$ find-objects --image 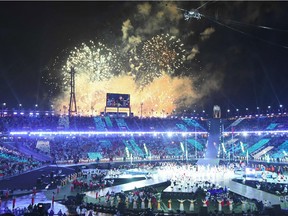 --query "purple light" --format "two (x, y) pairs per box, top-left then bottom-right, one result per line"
(9, 131), (208, 136)
(223, 130), (288, 135)
(10, 132), (28, 135)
